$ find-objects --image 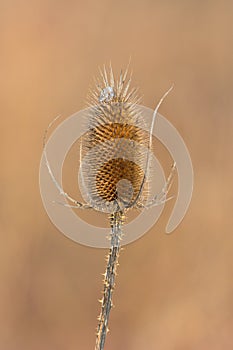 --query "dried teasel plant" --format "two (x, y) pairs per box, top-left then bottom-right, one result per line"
(43, 63), (176, 350)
